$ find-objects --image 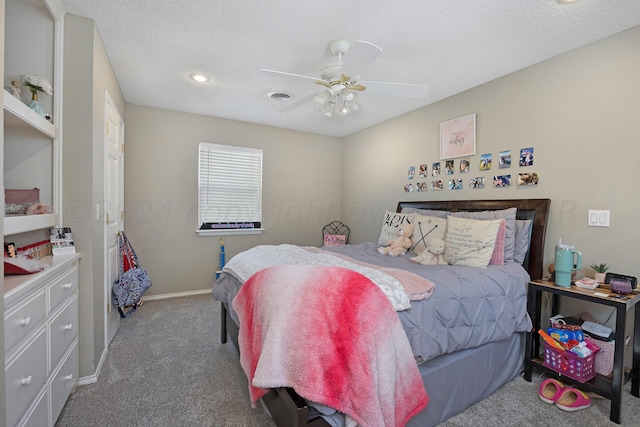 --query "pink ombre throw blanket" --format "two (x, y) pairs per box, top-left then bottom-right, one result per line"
(233, 265), (429, 427)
